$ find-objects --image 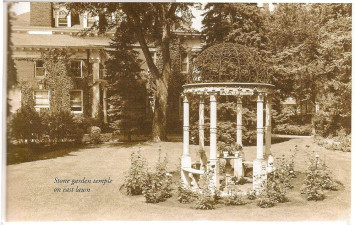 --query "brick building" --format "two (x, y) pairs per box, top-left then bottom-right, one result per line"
(9, 2), (202, 134)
